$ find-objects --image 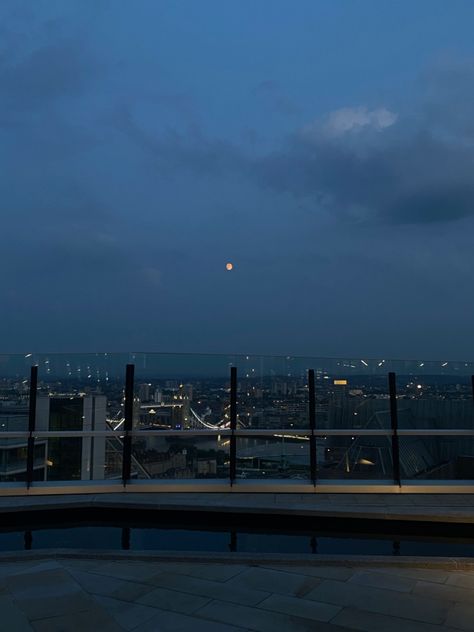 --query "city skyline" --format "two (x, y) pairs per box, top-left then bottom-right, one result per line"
(2, 1), (474, 358)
